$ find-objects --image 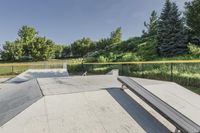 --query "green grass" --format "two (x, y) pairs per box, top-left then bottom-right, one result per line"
(185, 86), (200, 95)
